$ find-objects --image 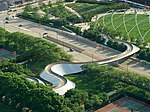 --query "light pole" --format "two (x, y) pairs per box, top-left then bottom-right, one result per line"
(92, 52), (94, 62)
(38, 23), (42, 37)
(3, 20), (6, 29)
(39, 30), (41, 37)
(127, 63), (128, 71)
(76, 34), (79, 41)
(57, 33), (59, 43)
(62, 39), (65, 52)
(92, 46), (100, 62)
(92, 50), (97, 62)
